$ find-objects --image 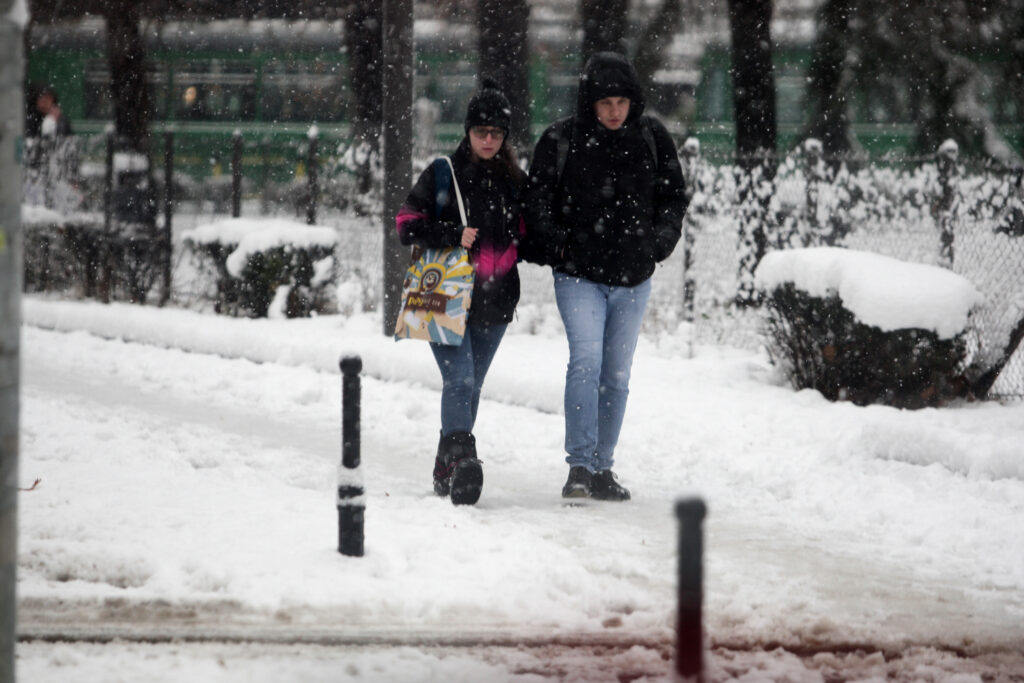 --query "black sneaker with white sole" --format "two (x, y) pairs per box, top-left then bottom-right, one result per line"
(561, 466), (592, 498)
